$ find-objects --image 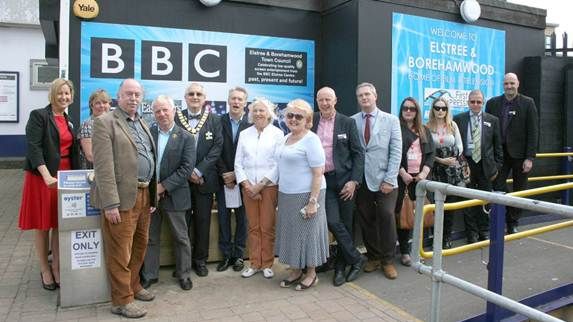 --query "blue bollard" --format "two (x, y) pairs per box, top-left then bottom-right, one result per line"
(485, 203), (506, 322)
(562, 146), (572, 205)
